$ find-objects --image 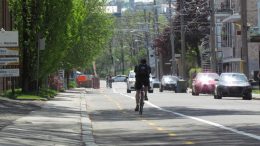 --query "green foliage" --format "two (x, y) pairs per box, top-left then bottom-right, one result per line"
(68, 80), (77, 89)
(96, 8), (159, 76)
(2, 88), (57, 100)
(8, 0), (114, 90)
(188, 67), (202, 87)
(38, 88), (57, 98)
(253, 89), (260, 94)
